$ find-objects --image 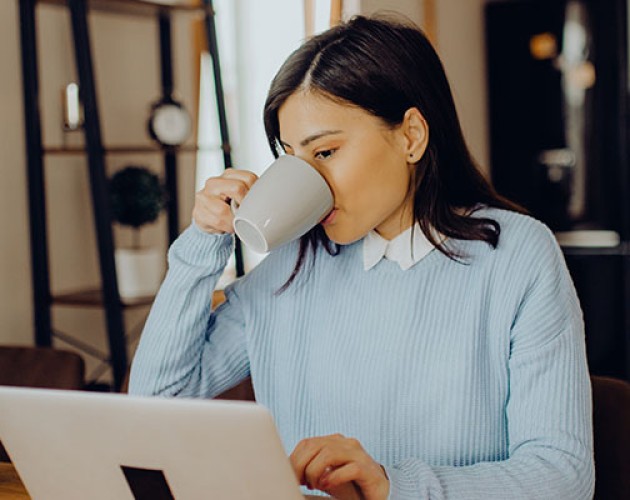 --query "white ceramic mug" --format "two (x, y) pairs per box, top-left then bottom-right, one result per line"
(232, 155), (334, 253)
